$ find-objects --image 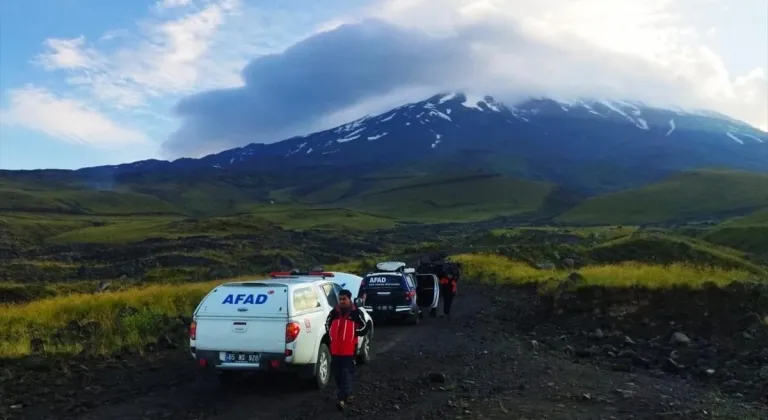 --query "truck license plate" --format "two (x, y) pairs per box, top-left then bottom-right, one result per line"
(376, 305), (393, 311)
(224, 352), (259, 363)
